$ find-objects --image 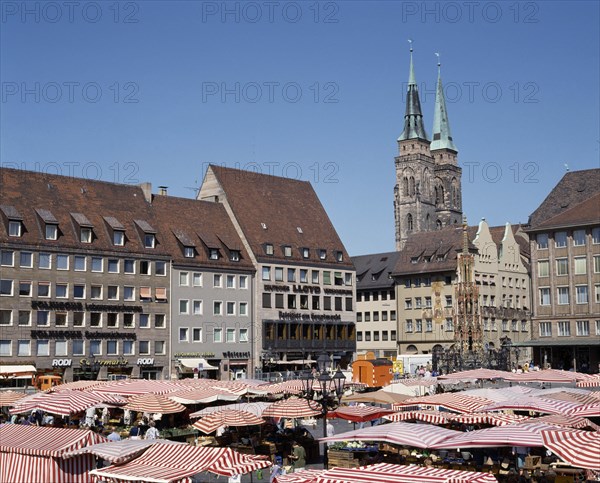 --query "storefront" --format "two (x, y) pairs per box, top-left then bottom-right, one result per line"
(174, 353), (219, 379)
